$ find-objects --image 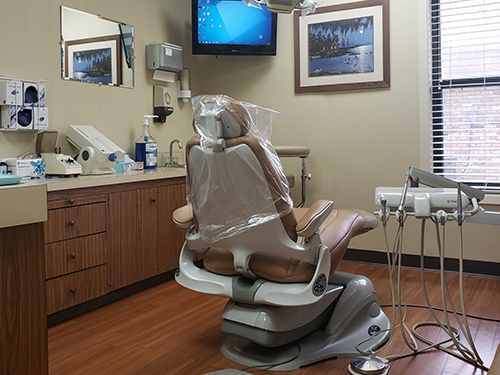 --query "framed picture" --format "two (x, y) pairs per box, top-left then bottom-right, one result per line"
(64, 35), (122, 86)
(294, 0), (390, 93)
